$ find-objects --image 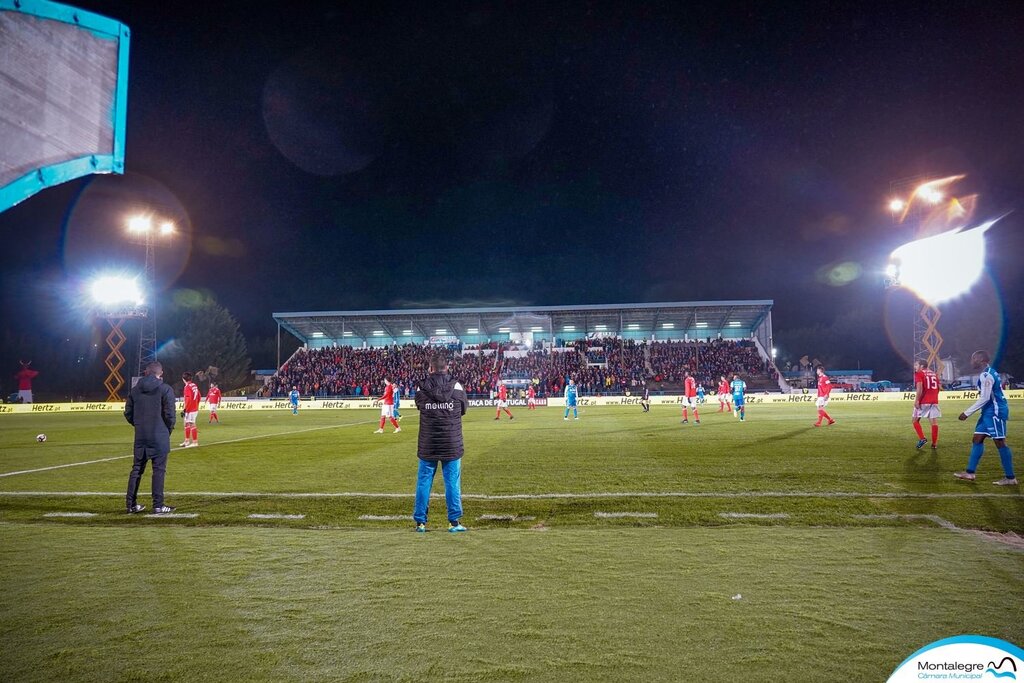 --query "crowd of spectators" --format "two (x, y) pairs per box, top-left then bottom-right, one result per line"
(648, 339), (775, 385)
(266, 338), (778, 398)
